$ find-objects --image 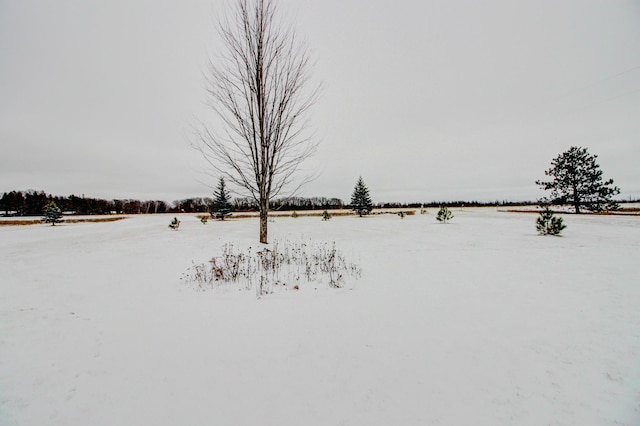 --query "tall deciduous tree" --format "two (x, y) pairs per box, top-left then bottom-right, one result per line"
(195, 0), (319, 243)
(350, 177), (372, 217)
(536, 146), (620, 213)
